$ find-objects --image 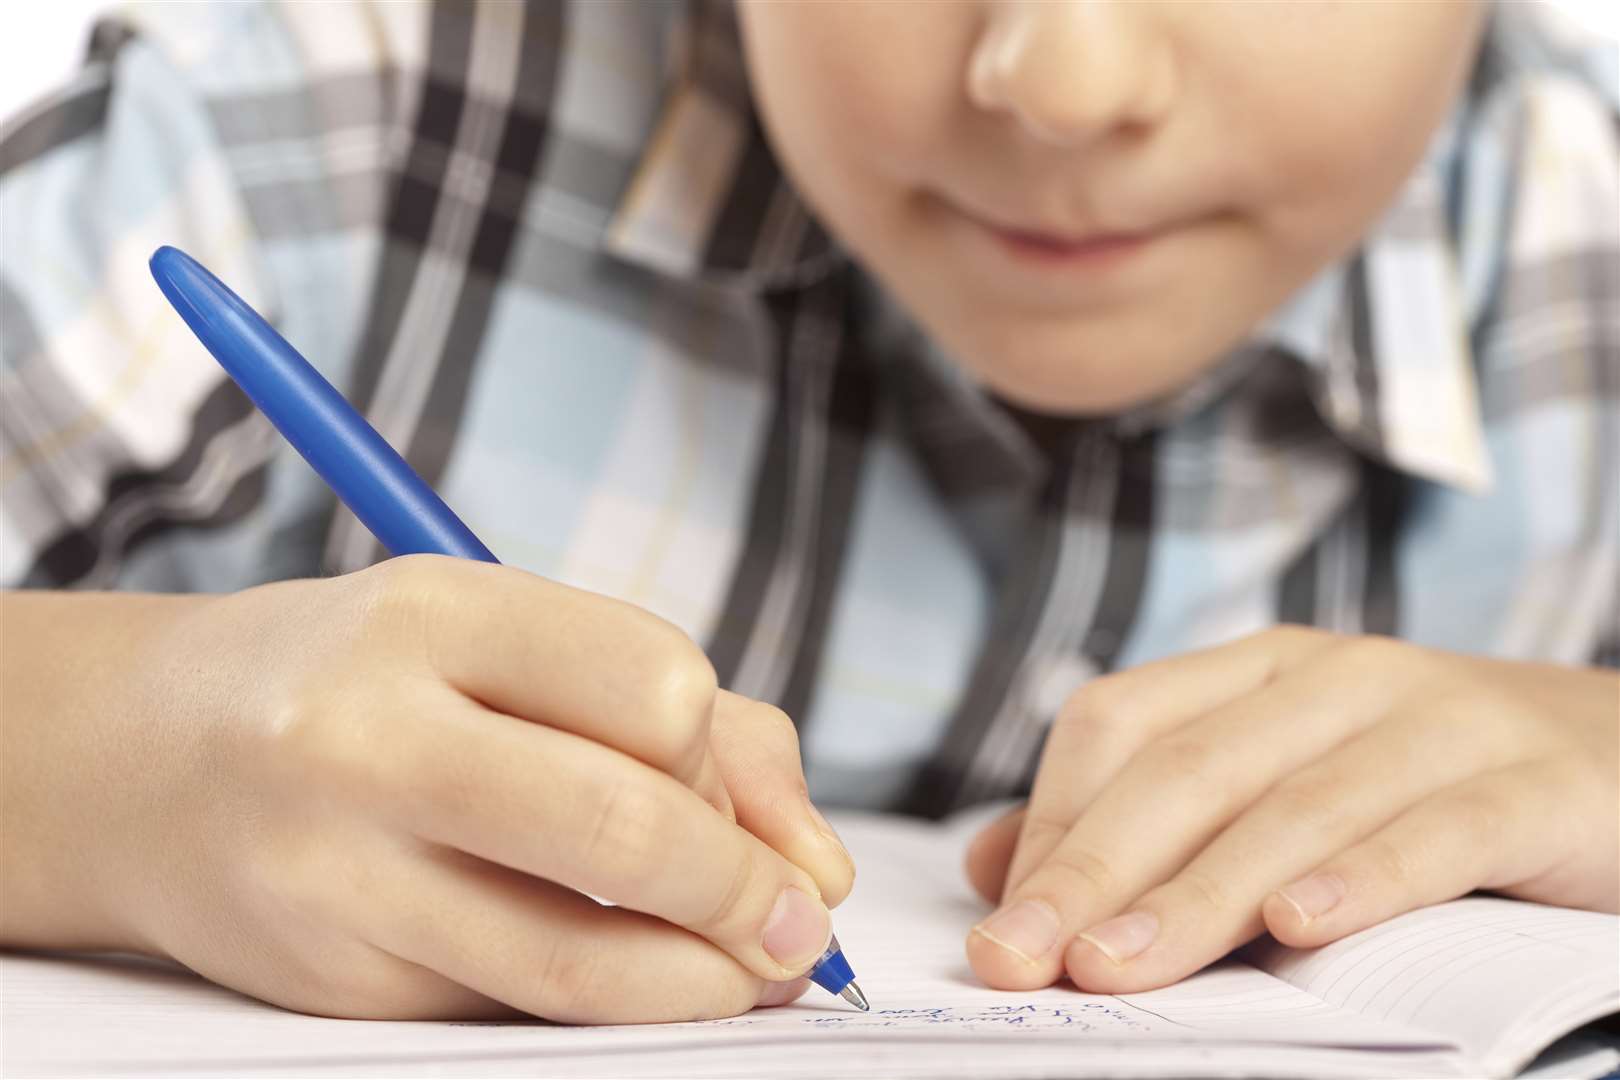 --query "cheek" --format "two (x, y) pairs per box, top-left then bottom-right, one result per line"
(1217, 4), (1485, 256)
(738, 3), (965, 248)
